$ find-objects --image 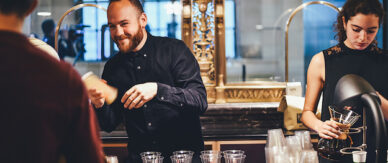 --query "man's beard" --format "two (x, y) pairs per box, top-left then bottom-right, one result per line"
(114, 25), (144, 53)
